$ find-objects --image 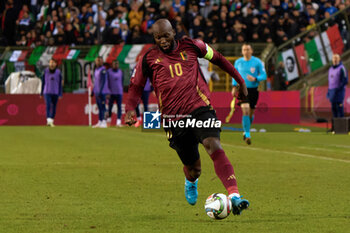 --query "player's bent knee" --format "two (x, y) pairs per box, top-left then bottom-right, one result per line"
(203, 137), (222, 155)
